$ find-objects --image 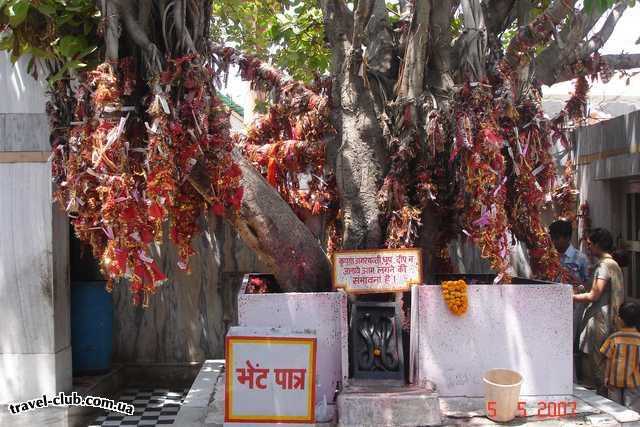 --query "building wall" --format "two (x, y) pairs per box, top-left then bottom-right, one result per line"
(573, 109), (640, 298)
(574, 110), (640, 243)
